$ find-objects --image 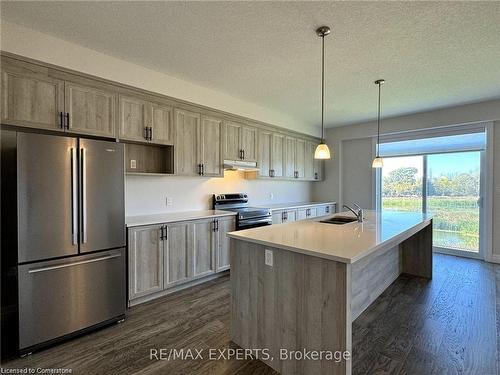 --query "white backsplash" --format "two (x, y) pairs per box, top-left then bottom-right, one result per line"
(125, 170), (312, 216)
